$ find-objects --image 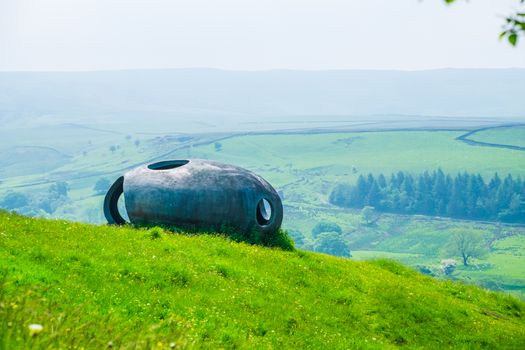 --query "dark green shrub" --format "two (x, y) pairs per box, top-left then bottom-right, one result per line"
(219, 225), (294, 251)
(313, 232), (350, 257)
(312, 221), (342, 238)
(288, 229), (305, 247)
(0, 192), (29, 210)
(146, 226), (164, 240)
(135, 222), (294, 251)
(262, 228), (295, 251)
